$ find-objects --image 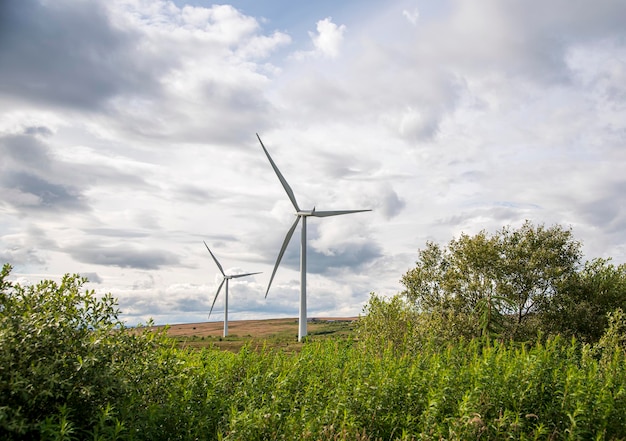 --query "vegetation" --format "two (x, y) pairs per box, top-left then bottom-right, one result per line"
(1, 221), (625, 440)
(398, 221), (624, 342)
(0, 264), (174, 439)
(544, 258), (626, 343)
